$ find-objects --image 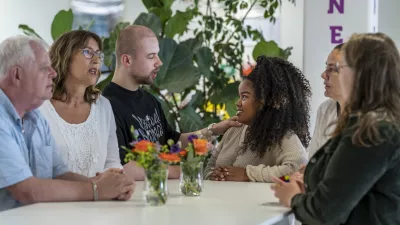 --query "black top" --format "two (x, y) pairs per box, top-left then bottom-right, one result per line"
(292, 115), (400, 225)
(102, 82), (181, 164)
